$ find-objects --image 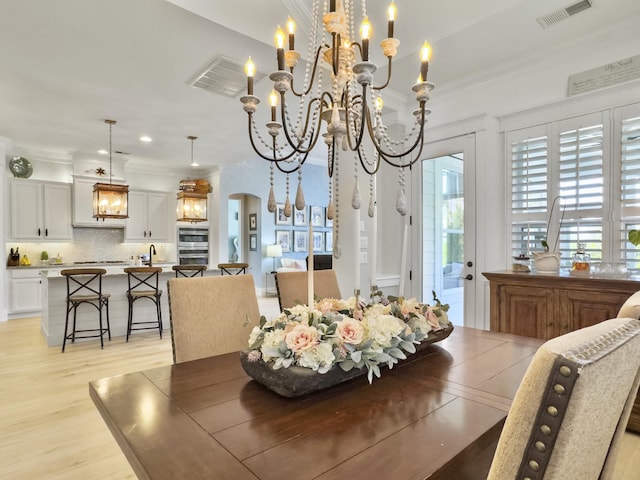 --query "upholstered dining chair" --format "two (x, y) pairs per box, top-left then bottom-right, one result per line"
(275, 269), (342, 310)
(486, 317), (640, 480)
(167, 274), (261, 363)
